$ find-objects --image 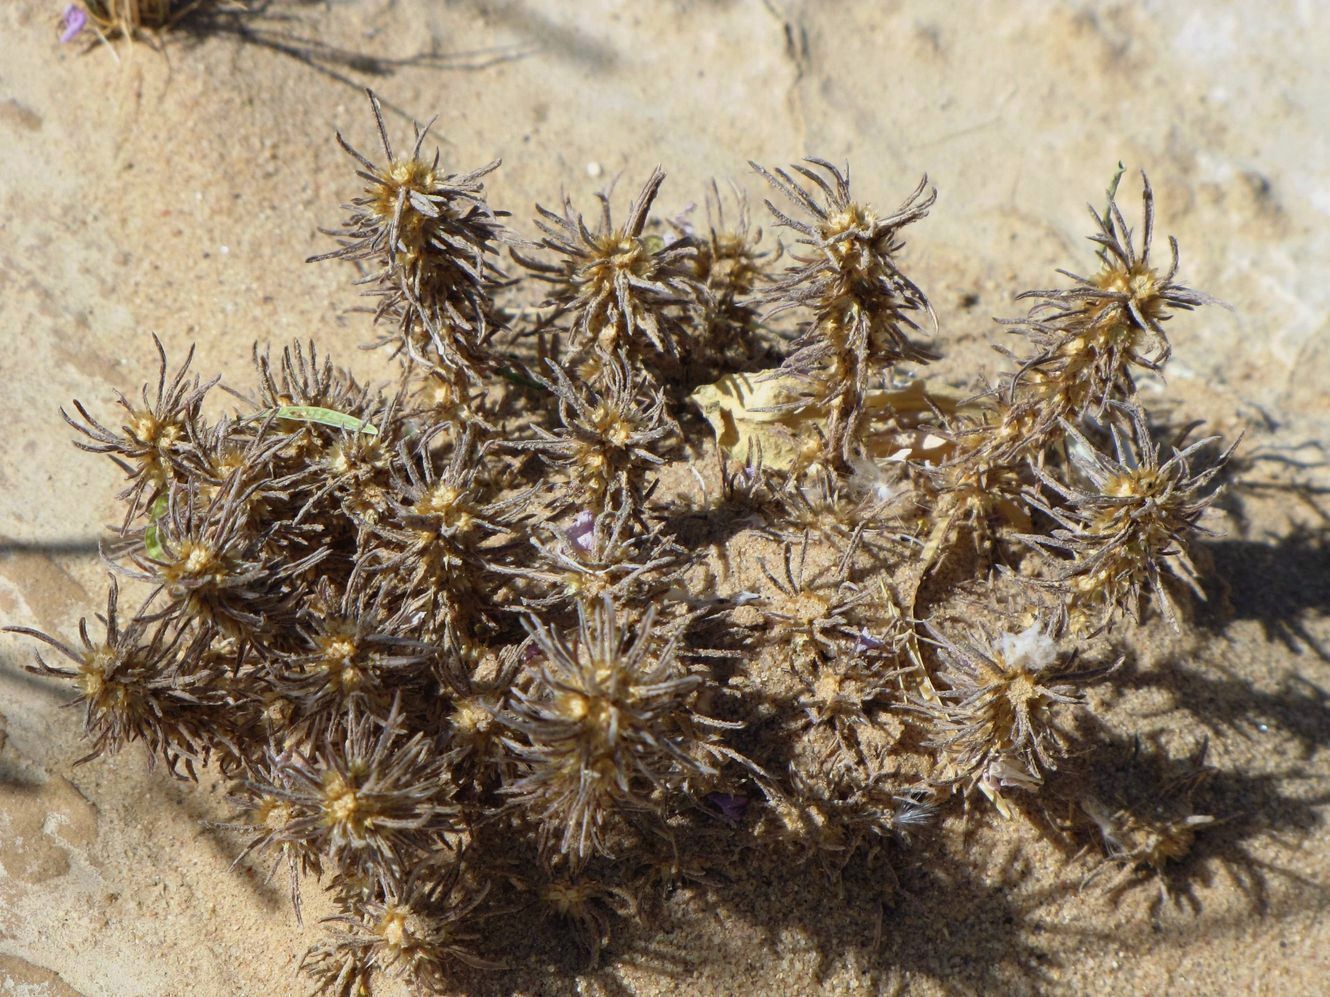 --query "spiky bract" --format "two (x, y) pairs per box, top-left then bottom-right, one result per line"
(503, 597), (722, 865)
